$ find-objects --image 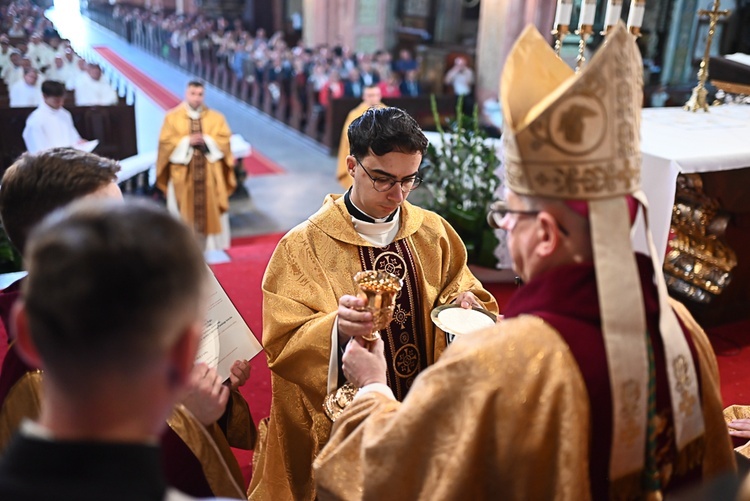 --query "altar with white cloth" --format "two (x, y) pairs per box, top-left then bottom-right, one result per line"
(634, 105), (750, 257)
